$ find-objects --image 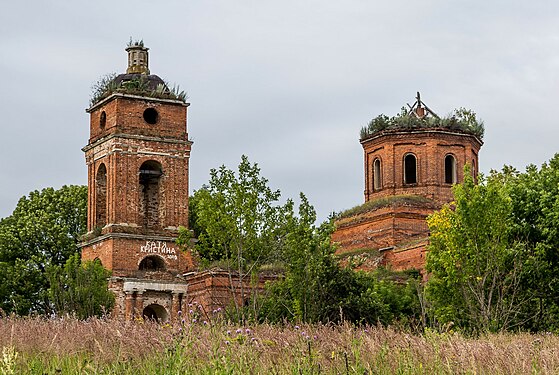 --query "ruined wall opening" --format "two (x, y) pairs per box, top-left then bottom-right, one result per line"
(99, 111), (106, 129)
(445, 154), (457, 184)
(404, 154), (417, 184)
(95, 163), (107, 228)
(373, 158), (382, 191)
(139, 160), (163, 229)
(139, 255), (166, 271)
(142, 304), (169, 322)
(143, 108), (159, 125)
